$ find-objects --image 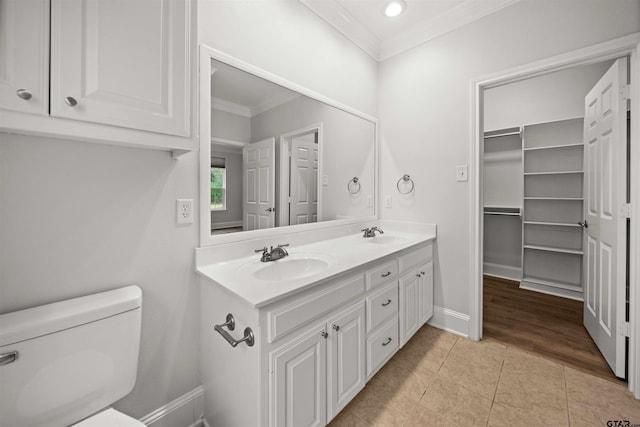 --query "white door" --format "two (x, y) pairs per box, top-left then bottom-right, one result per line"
(399, 270), (421, 346)
(271, 324), (327, 427)
(0, 0), (49, 115)
(243, 138), (275, 231)
(326, 301), (365, 422)
(289, 135), (319, 225)
(418, 261), (434, 324)
(582, 58), (628, 378)
(49, 0), (190, 136)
